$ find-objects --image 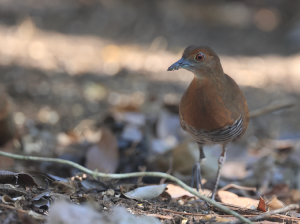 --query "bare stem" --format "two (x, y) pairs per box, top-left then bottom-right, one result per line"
(225, 204), (299, 224)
